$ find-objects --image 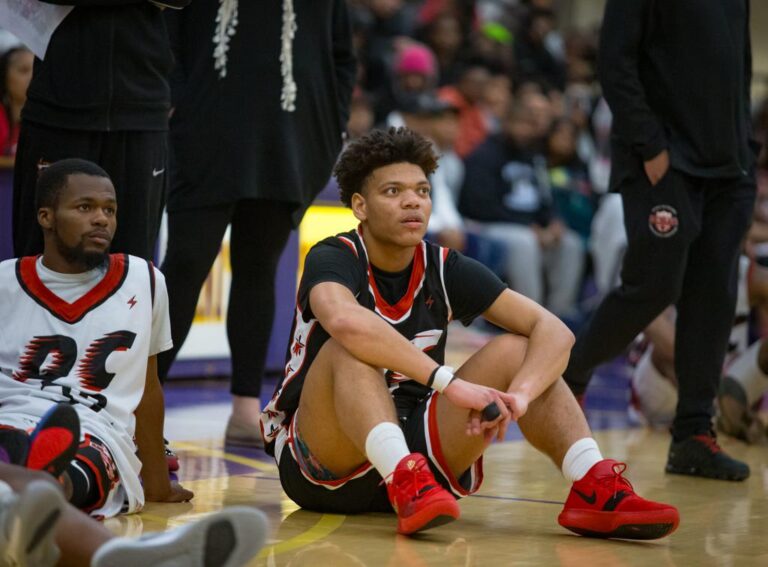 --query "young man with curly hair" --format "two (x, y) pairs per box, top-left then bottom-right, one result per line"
(261, 128), (680, 538)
